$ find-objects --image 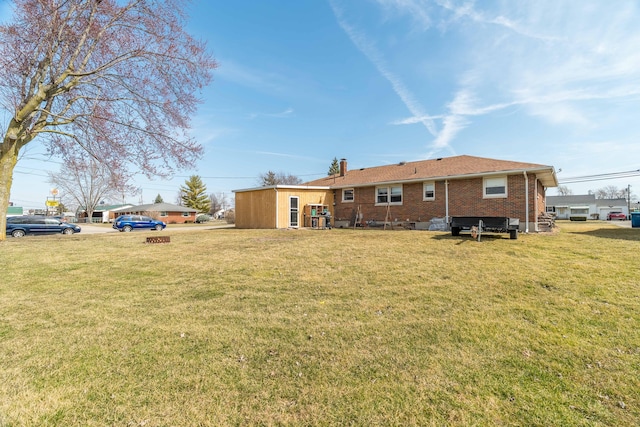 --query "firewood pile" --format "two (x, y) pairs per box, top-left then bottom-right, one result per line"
(537, 212), (556, 232)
